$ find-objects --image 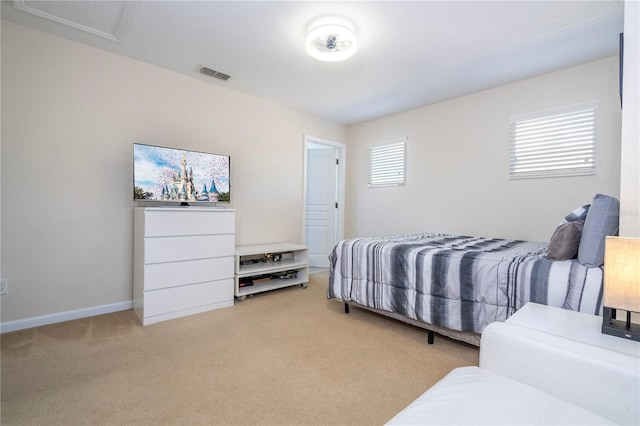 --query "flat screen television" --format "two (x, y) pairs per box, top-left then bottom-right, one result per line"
(133, 143), (230, 205)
